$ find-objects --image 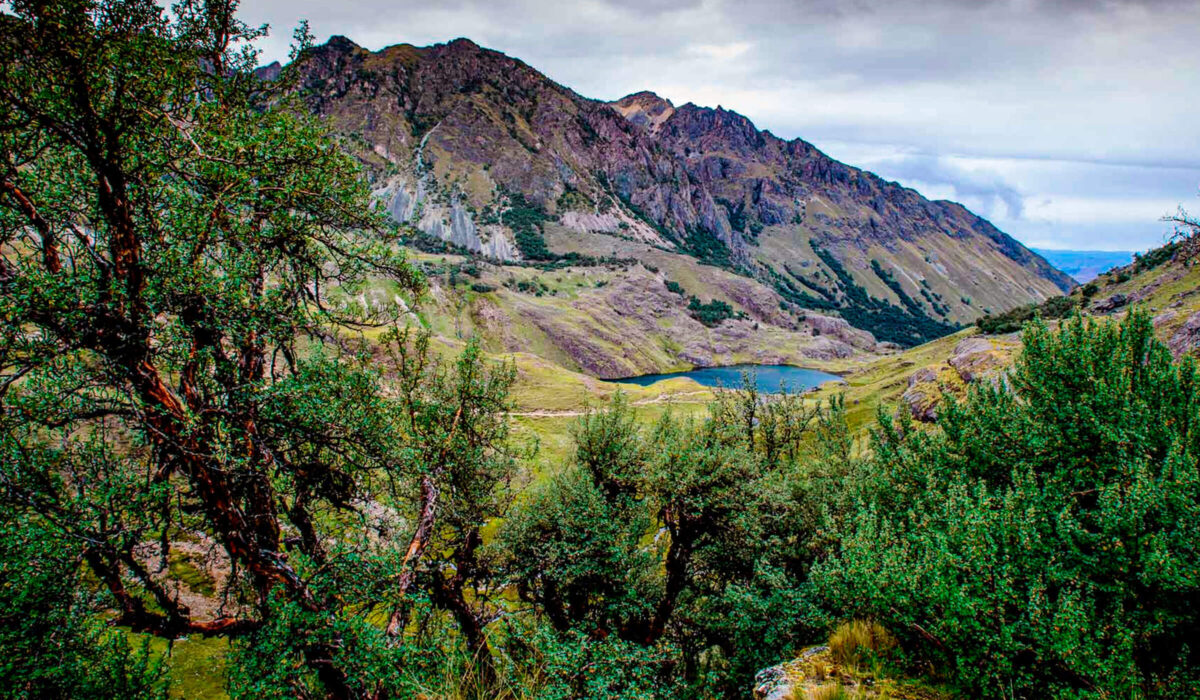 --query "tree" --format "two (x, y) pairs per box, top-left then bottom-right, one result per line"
(1166, 204), (1200, 263)
(499, 383), (840, 697)
(812, 311), (1200, 698)
(0, 510), (167, 699)
(381, 329), (523, 686)
(0, 1), (424, 696)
